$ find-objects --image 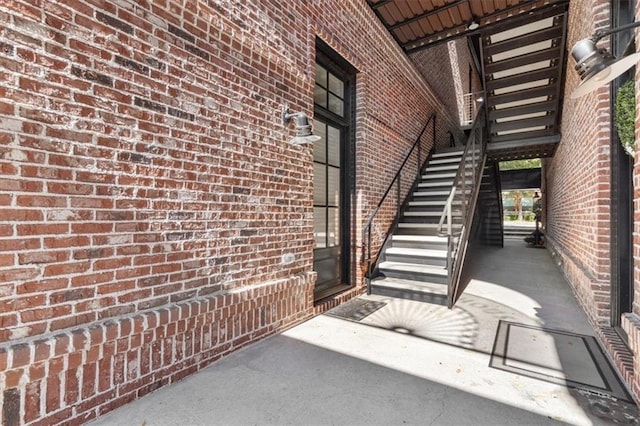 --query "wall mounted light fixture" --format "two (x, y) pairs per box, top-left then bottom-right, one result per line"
(282, 108), (322, 145)
(570, 21), (640, 98)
